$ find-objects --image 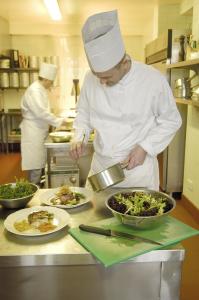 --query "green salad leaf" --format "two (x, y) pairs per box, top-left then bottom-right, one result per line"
(0, 178), (35, 199)
(112, 192), (169, 217)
